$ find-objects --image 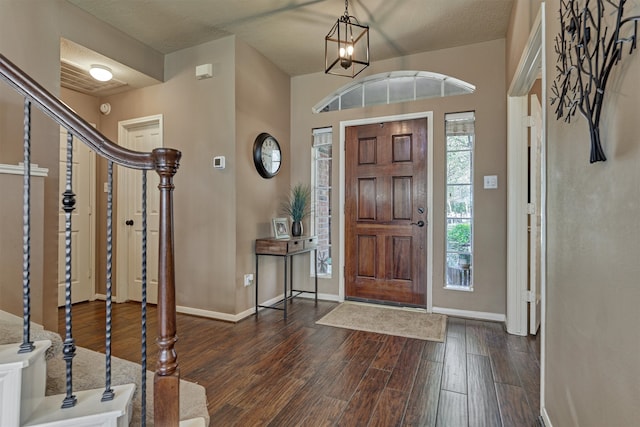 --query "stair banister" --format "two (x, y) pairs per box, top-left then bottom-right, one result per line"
(0, 53), (182, 425)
